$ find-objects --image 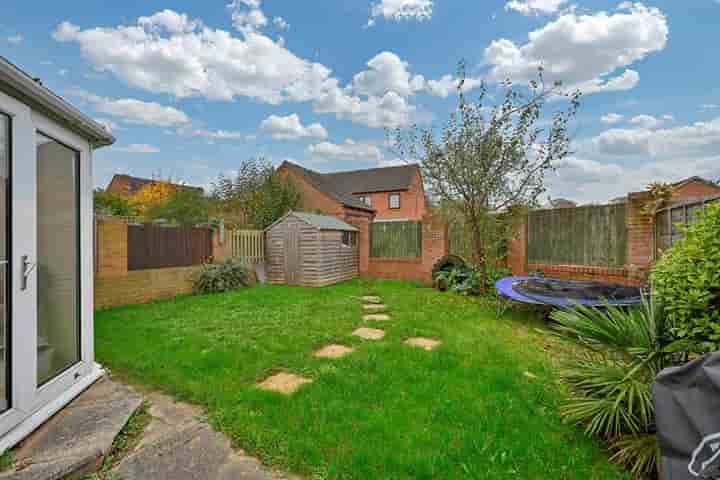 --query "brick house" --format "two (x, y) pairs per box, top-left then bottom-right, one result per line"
(276, 161), (428, 274)
(106, 174), (204, 198)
